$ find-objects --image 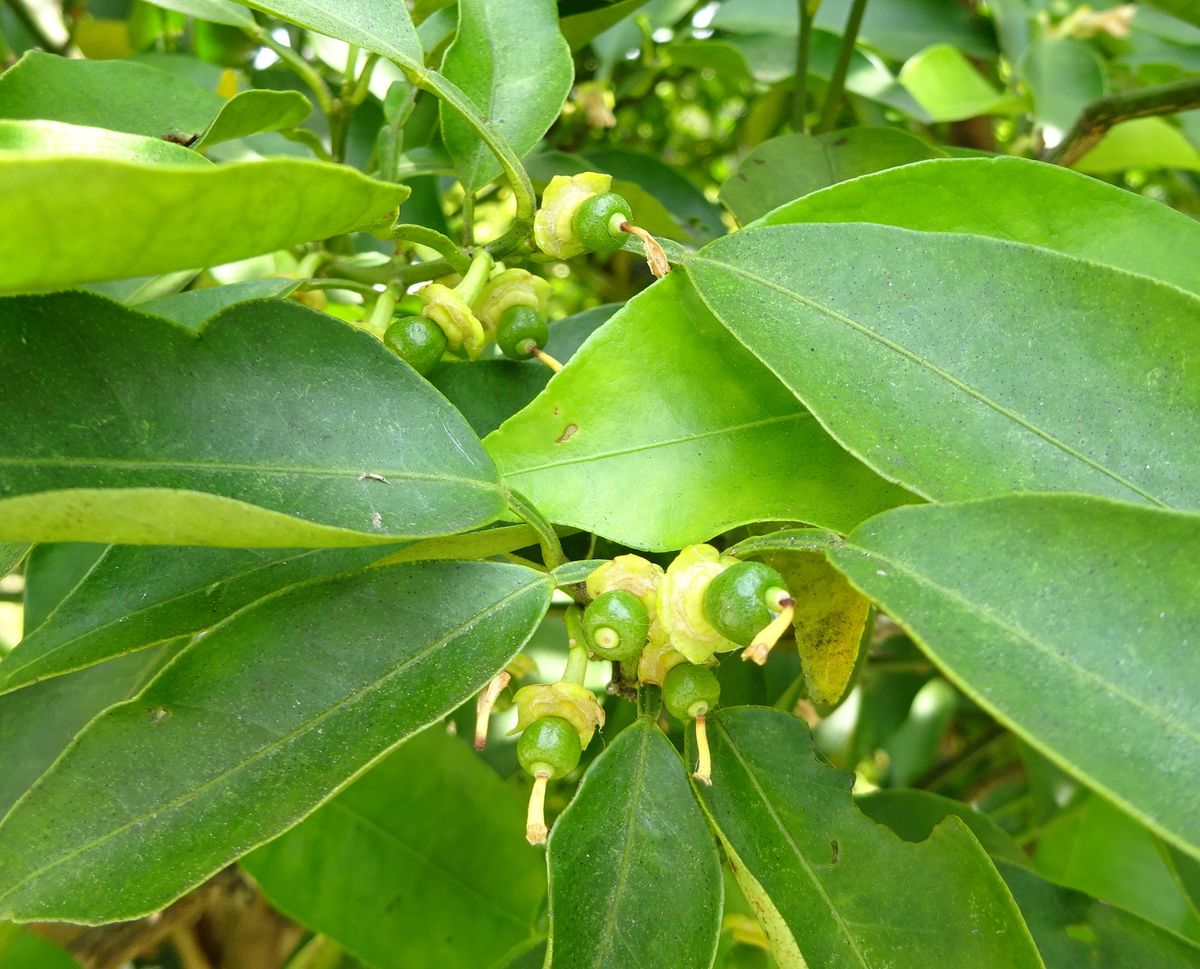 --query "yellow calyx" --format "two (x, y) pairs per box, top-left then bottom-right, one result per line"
(475, 268), (552, 335)
(419, 284), (487, 358)
(512, 682), (605, 748)
(657, 544), (738, 664)
(534, 172), (612, 259)
(586, 554), (664, 617)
